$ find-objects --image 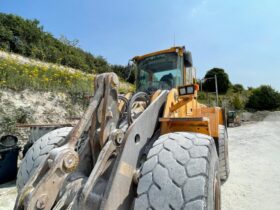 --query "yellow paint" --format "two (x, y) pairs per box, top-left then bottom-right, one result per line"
(133, 46), (184, 61)
(134, 46), (226, 139)
(160, 86), (224, 138)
